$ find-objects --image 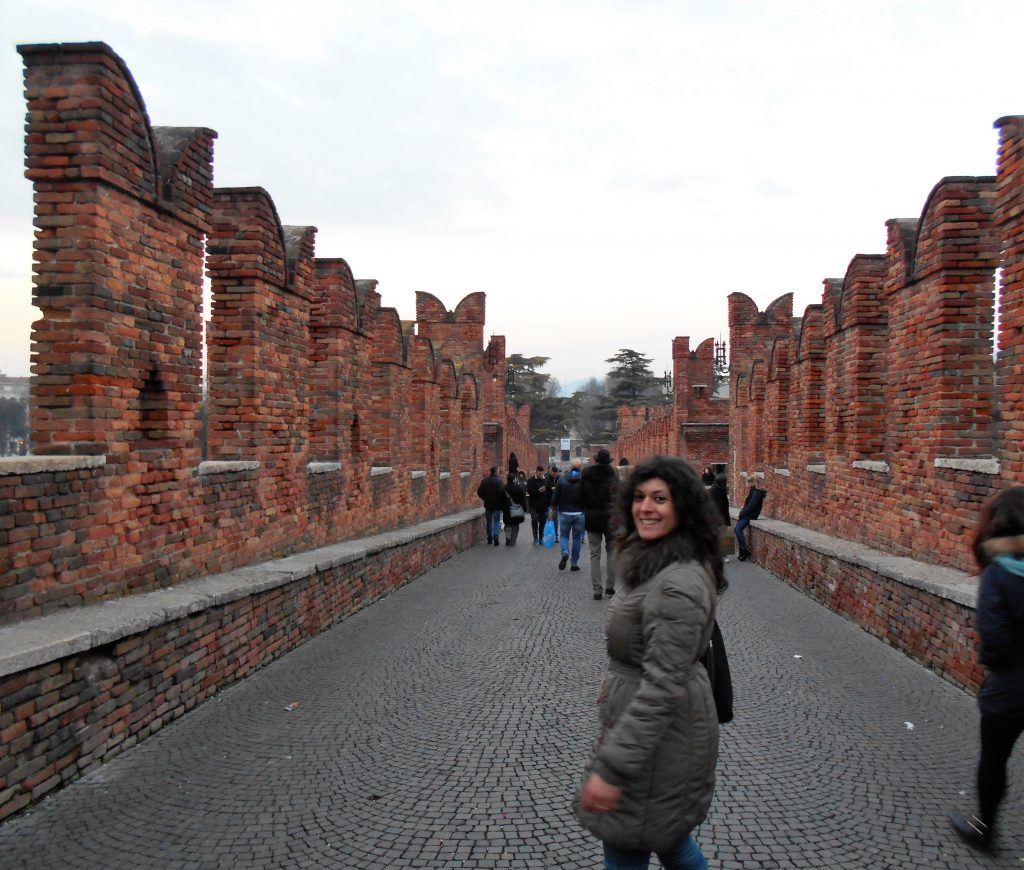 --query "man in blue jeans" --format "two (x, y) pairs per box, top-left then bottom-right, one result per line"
(476, 466), (507, 547)
(550, 458), (585, 573)
(734, 480), (767, 561)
